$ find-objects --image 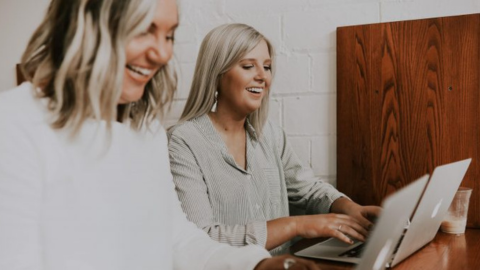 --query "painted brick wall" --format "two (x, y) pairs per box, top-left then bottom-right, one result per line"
(1, 0), (480, 186)
(166, 0), (480, 186)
